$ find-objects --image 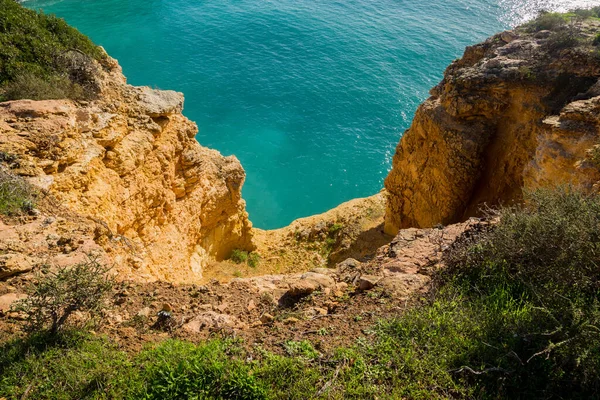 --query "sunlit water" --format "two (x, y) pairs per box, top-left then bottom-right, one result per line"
(24, 0), (600, 228)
